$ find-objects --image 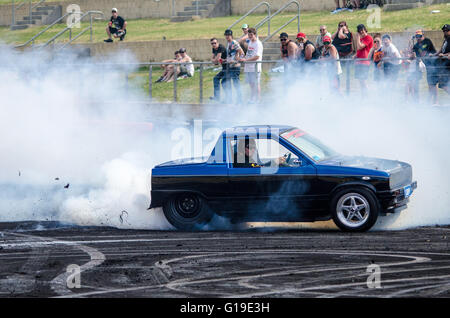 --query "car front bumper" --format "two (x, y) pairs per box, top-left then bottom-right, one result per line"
(378, 181), (417, 214)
